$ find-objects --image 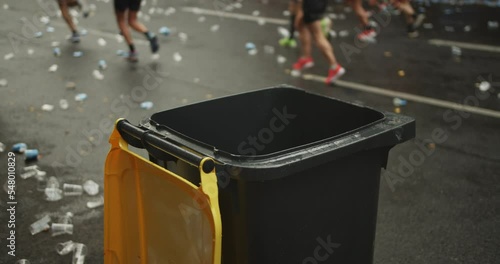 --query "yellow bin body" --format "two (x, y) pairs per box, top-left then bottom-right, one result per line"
(104, 123), (222, 264)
